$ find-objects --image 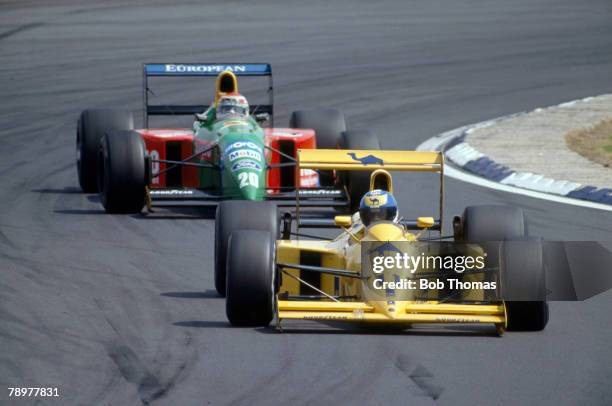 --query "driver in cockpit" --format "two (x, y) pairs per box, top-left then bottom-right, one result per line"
(358, 189), (399, 226)
(194, 92), (250, 128)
